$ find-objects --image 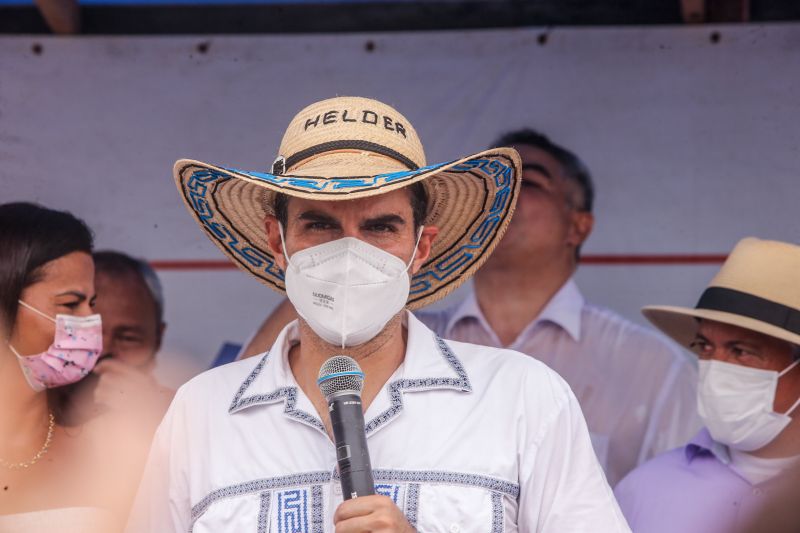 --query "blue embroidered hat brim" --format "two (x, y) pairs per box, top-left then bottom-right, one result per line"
(173, 147), (521, 310)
